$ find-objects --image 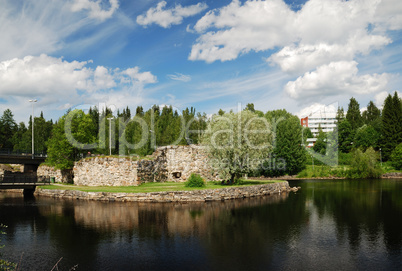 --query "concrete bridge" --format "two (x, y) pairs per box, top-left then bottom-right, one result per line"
(0, 152), (46, 171)
(0, 151), (49, 194)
